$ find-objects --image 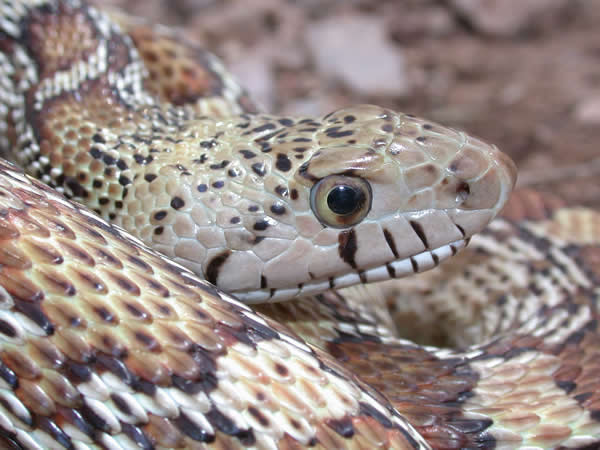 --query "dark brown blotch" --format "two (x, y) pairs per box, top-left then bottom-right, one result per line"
(251, 162), (266, 177)
(275, 153), (292, 172)
(171, 197), (185, 210)
(154, 211), (167, 221)
(270, 204), (286, 215)
(338, 229), (358, 269)
(206, 251), (231, 285)
(253, 219), (269, 231)
(274, 185), (288, 197)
